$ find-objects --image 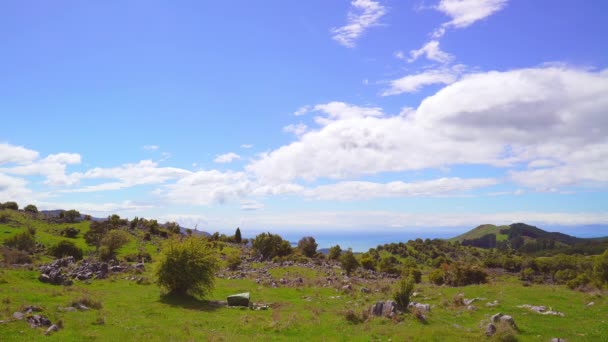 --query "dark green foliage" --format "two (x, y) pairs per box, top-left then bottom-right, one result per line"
(3, 231), (35, 252)
(328, 245), (342, 260)
(360, 254), (376, 270)
(340, 249), (360, 276)
(378, 255), (400, 275)
(441, 263), (488, 286)
(84, 221), (110, 249)
(594, 249), (608, 286)
(61, 227), (80, 238)
(235, 227), (242, 243)
(60, 209), (81, 223)
(252, 232), (292, 260)
(393, 276), (414, 311)
(298, 236), (318, 258)
(49, 240), (83, 260)
(1, 201), (19, 210)
(108, 214), (127, 228)
(156, 236), (219, 297)
(226, 250), (242, 270)
(23, 204), (38, 213)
